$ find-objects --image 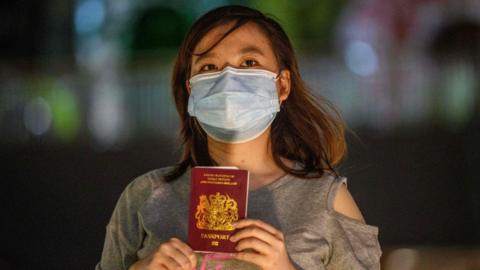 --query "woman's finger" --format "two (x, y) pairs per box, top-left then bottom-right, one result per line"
(233, 219), (284, 240)
(162, 256), (184, 269)
(235, 237), (272, 255)
(230, 225), (281, 246)
(154, 253), (182, 269)
(235, 251), (267, 266)
(157, 265), (168, 270)
(157, 242), (192, 269)
(169, 238), (197, 266)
